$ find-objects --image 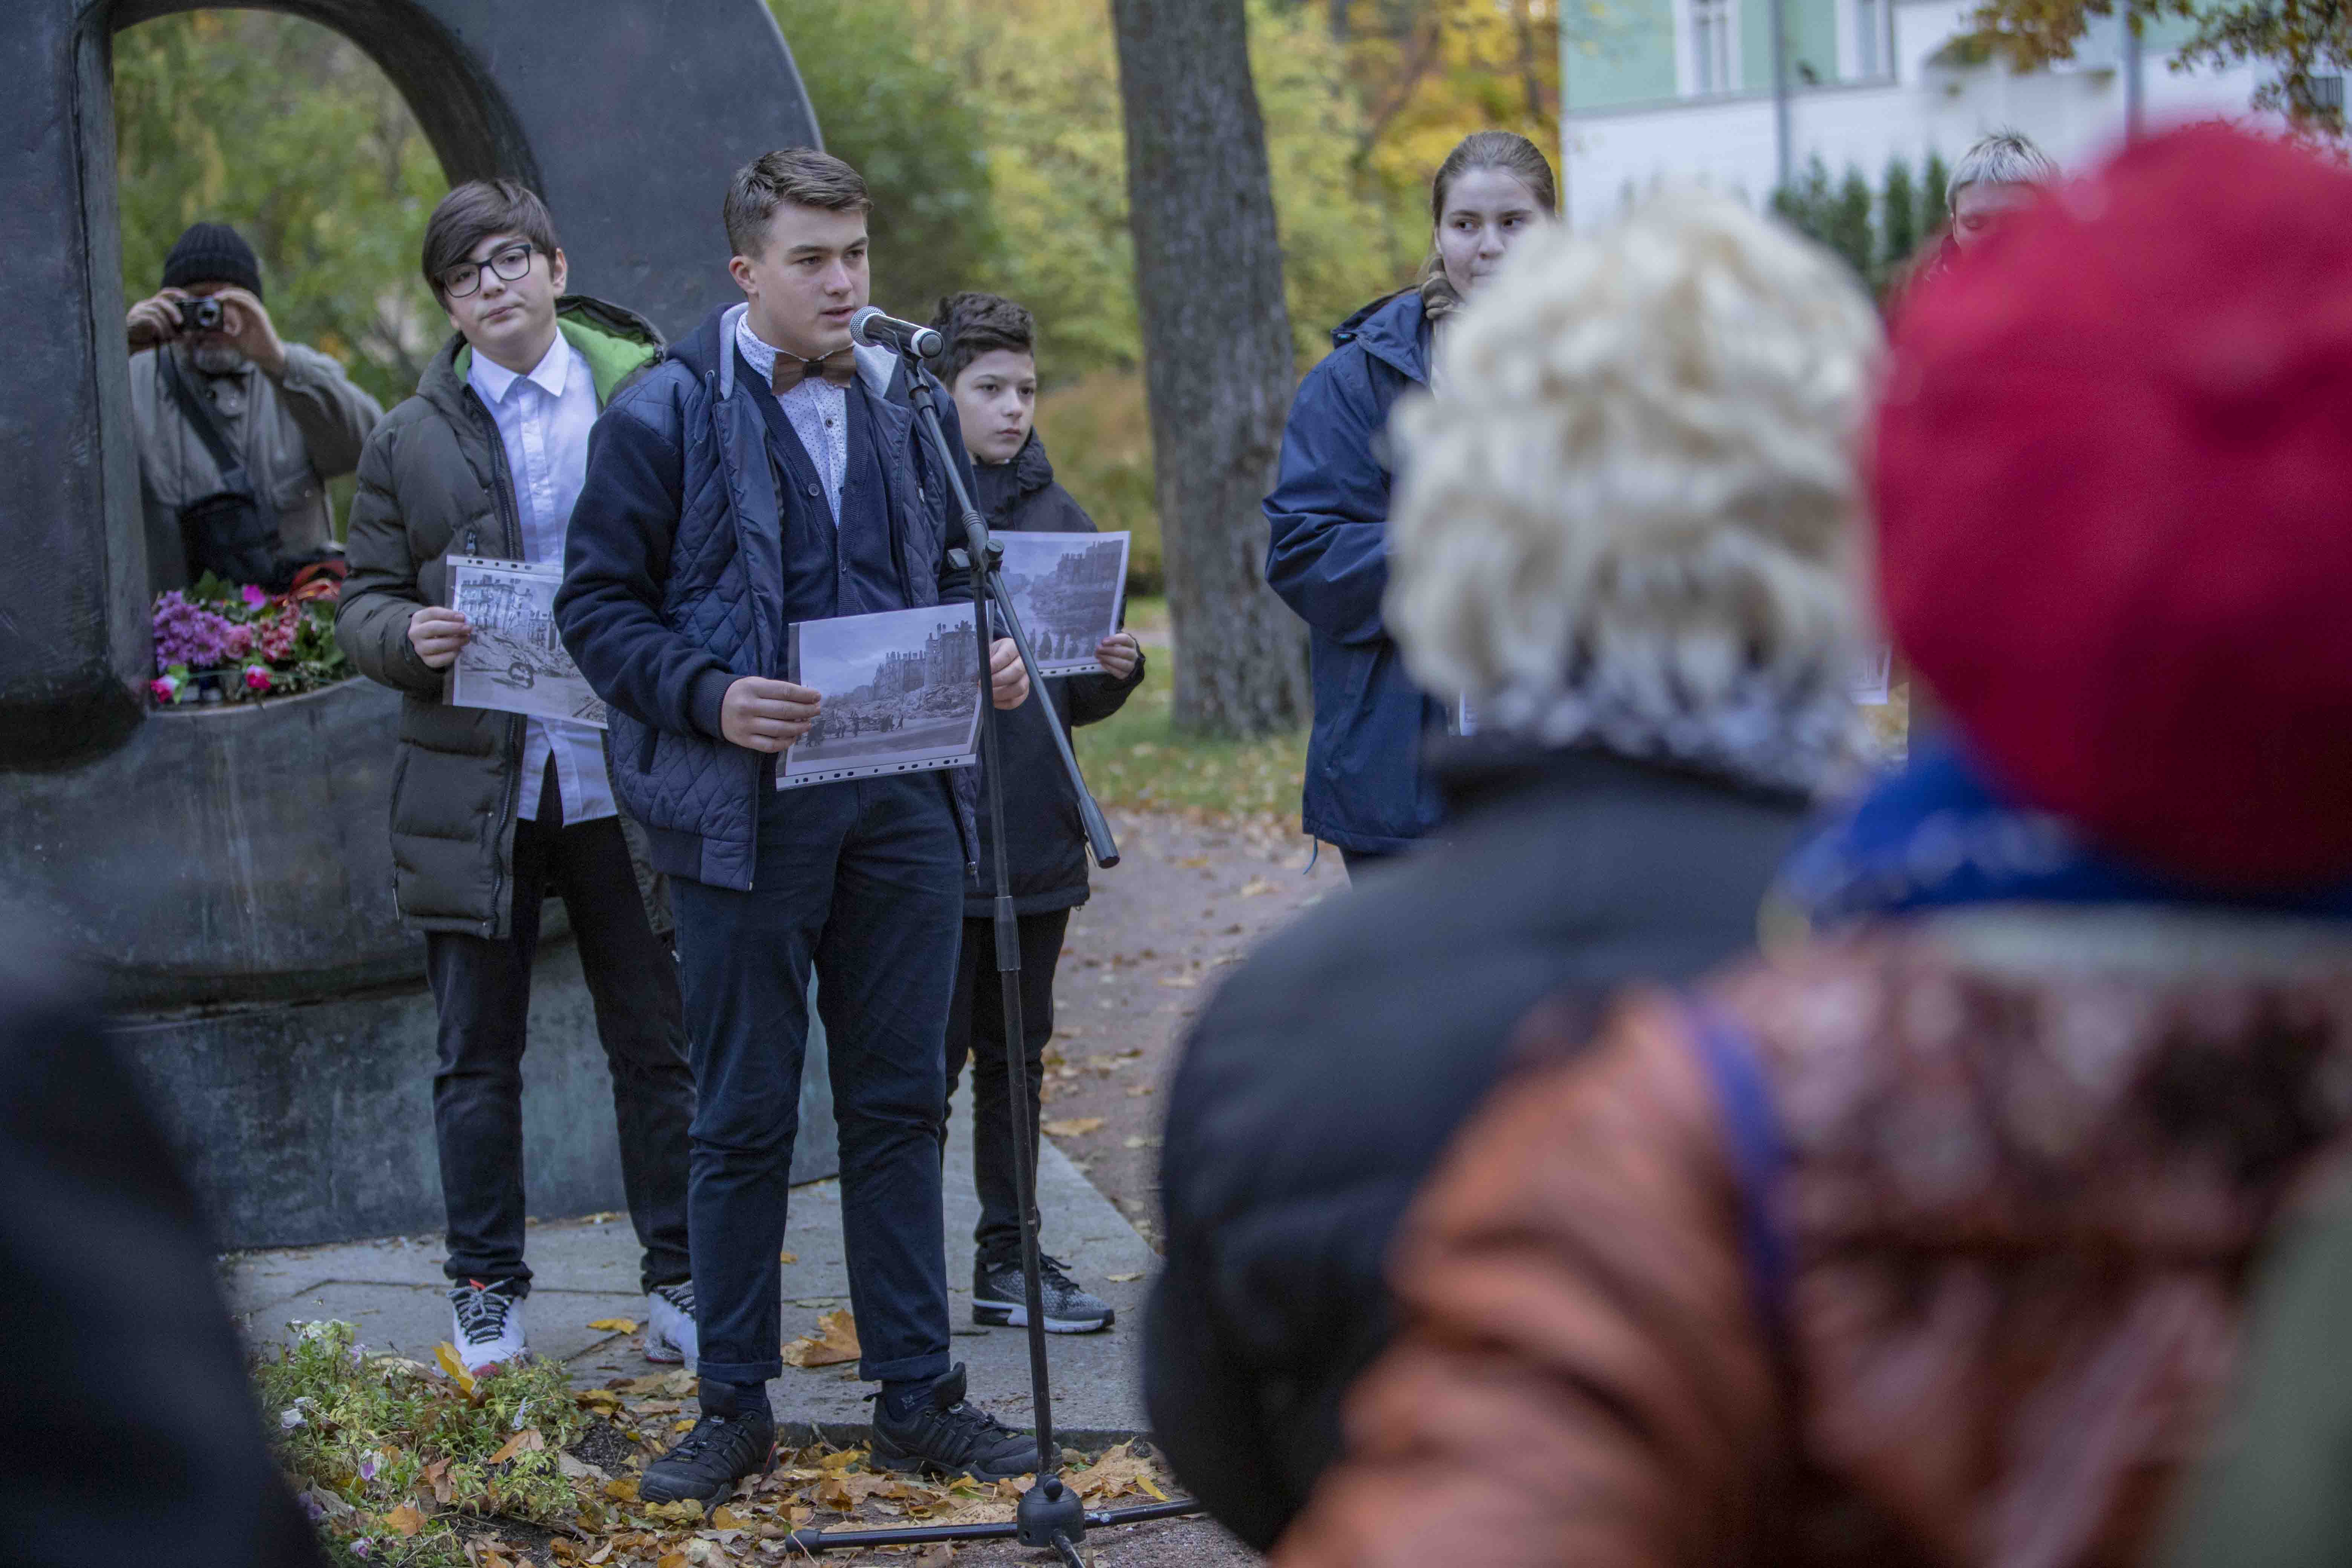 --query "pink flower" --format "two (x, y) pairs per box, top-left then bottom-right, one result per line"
(241, 583), (267, 607)
(244, 665), (273, 693)
(149, 677), (177, 703)
(258, 605), (301, 662)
